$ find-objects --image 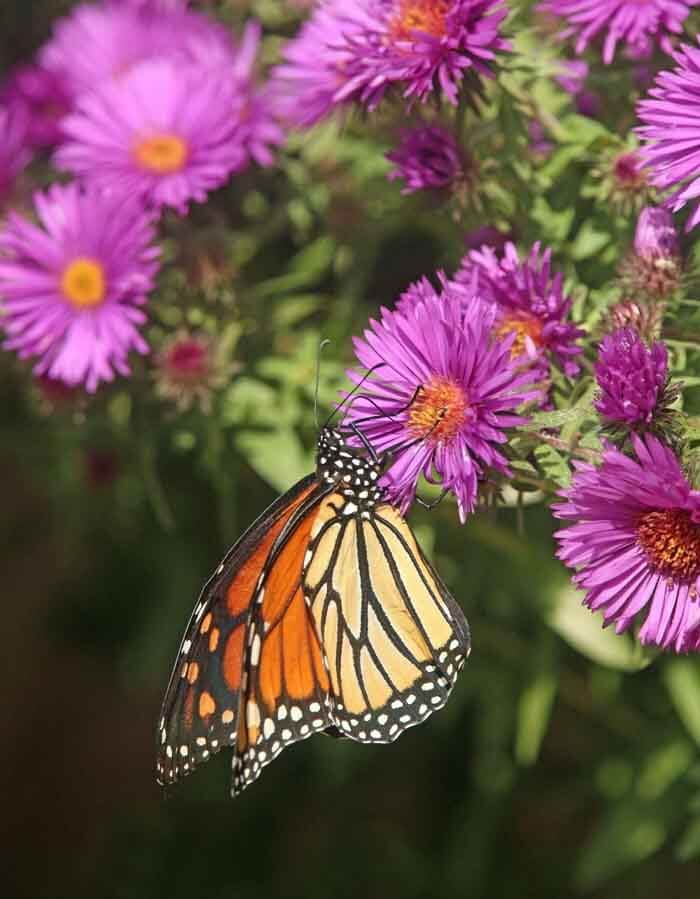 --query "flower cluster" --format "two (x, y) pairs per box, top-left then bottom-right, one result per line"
(272, 0), (510, 126)
(344, 275), (541, 522)
(637, 41), (700, 231)
(455, 242), (585, 379)
(539, 0), (700, 64)
(554, 435), (700, 652)
(0, 1), (281, 392)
